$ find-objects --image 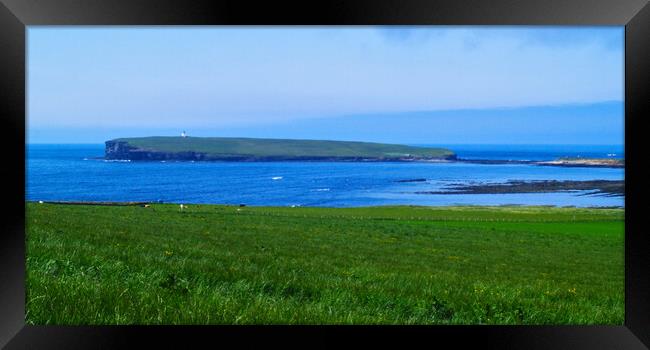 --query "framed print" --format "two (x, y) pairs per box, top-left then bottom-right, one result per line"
(1, 0), (649, 348)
